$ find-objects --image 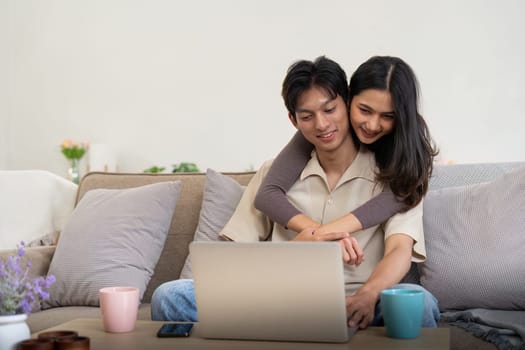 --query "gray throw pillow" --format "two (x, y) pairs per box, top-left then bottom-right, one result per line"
(419, 165), (525, 311)
(179, 169), (245, 279)
(44, 181), (181, 308)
